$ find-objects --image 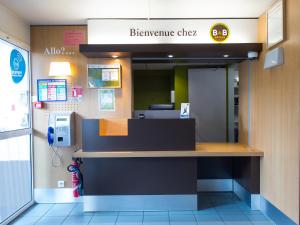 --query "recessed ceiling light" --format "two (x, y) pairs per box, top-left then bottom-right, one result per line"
(168, 54), (174, 58)
(112, 55), (118, 58)
(223, 54), (230, 58)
